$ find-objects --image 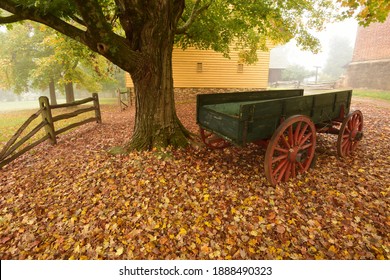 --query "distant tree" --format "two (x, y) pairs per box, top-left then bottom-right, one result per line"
(321, 34), (353, 80)
(282, 64), (315, 82)
(0, 22), (118, 104)
(0, 23), (40, 94)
